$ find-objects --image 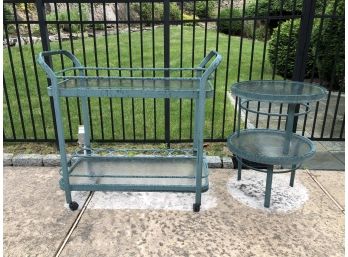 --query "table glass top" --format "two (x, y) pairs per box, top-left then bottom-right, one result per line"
(231, 80), (327, 103)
